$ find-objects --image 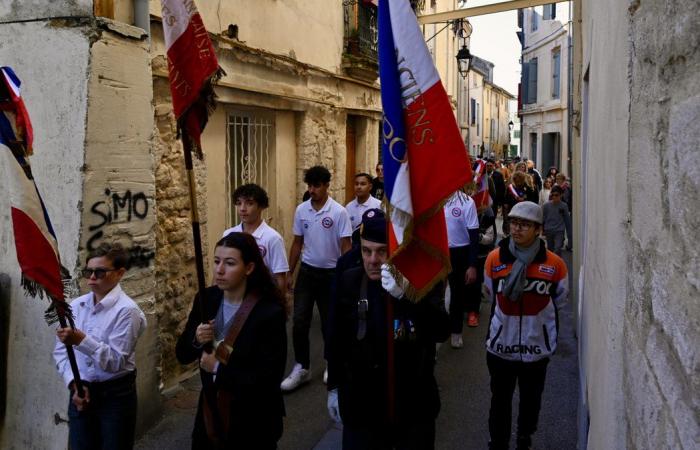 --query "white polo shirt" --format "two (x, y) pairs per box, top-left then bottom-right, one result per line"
(222, 221), (289, 274)
(293, 197), (352, 269)
(345, 195), (382, 231)
(444, 191), (479, 248)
